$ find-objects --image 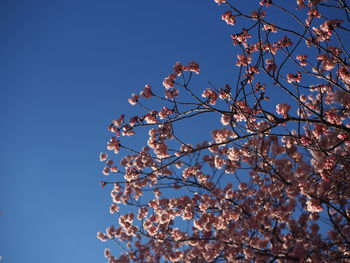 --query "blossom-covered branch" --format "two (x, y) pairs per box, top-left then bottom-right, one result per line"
(98, 1), (350, 262)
